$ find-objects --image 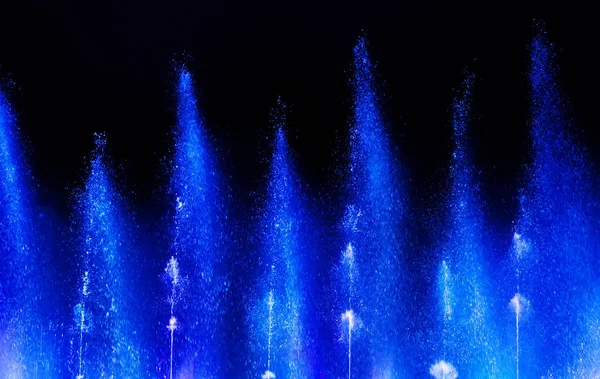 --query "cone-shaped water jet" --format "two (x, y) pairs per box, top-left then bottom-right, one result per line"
(164, 256), (181, 379)
(340, 35), (407, 377)
(167, 66), (228, 377)
(435, 72), (503, 376)
(72, 134), (144, 377)
(515, 23), (600, 376)
(249, 99), (309, 378)
(0, 88), (58, 377)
